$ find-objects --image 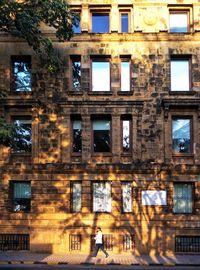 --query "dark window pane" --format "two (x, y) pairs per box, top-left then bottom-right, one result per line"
(12, 58), (31, 91)
(93, 120), (110, 152)
(72, 120), (82, 152)
(121, 14), (128, 32)
(13, 182), (31, 212)
(92, 14), (109, 33)
(73, 21), (81, 33)
(72, 59), (81, 91)
(172, 119), (191, 153)
(13, 119), (32, 153)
